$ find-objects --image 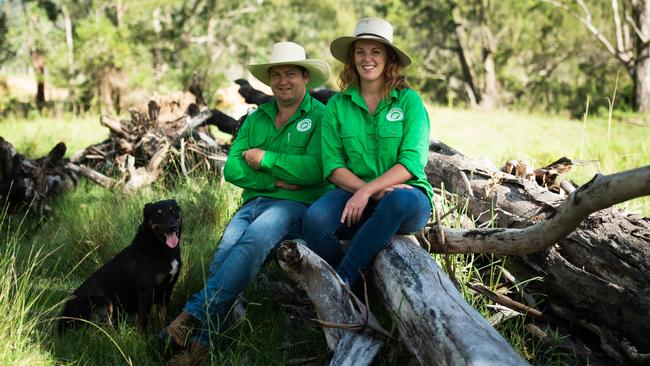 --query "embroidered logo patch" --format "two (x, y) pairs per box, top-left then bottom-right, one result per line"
(386, 107), (404, 121)
(296, 119), (312, 132)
